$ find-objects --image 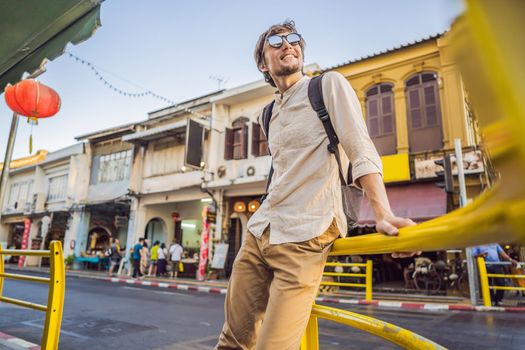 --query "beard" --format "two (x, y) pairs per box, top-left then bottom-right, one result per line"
(273, 61), (302, 77)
